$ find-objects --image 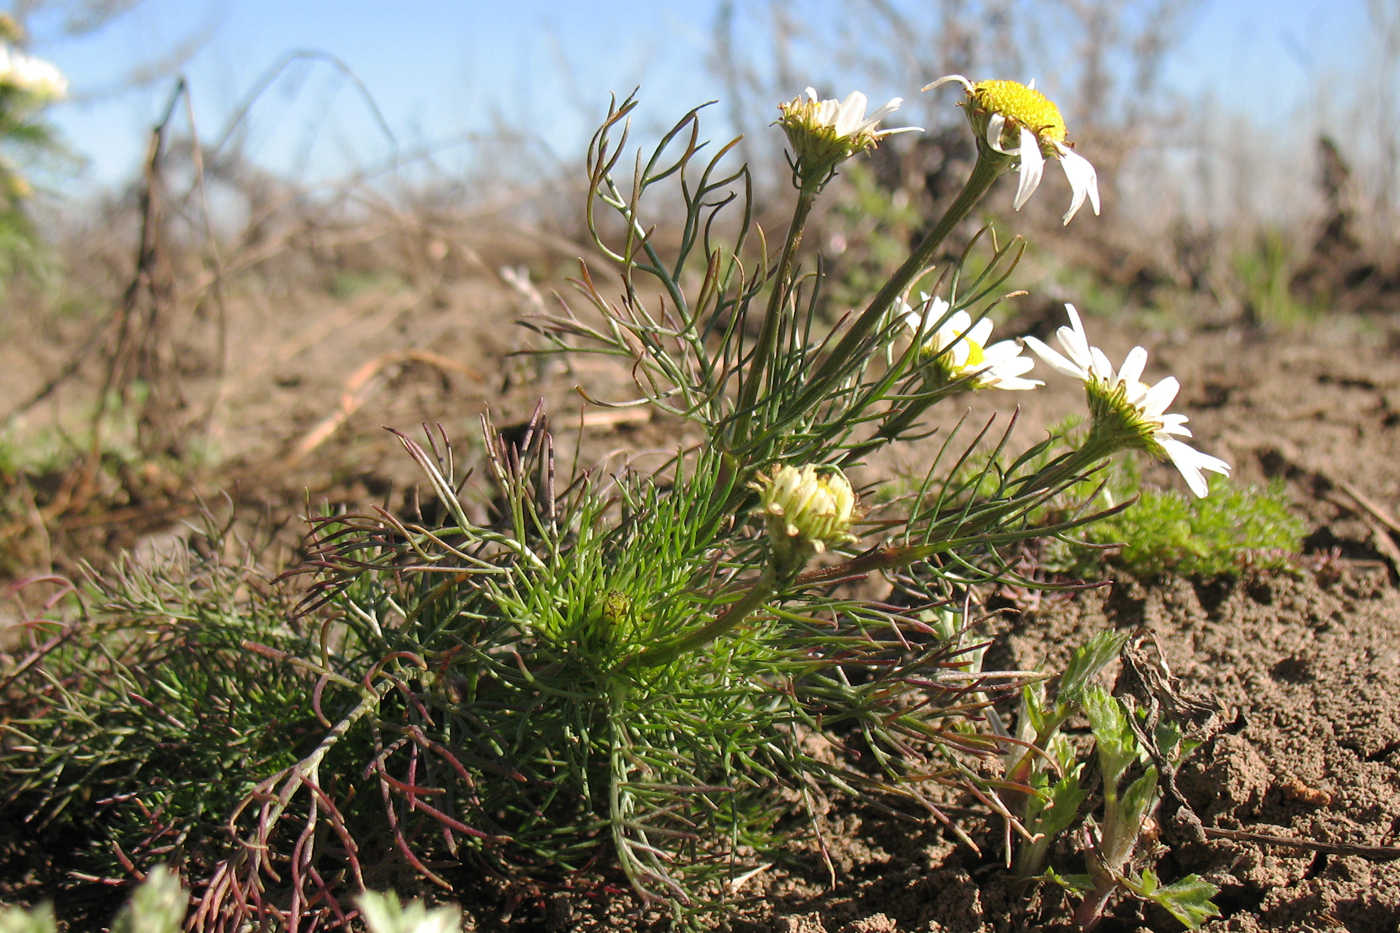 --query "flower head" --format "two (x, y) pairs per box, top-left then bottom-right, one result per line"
(924, 75), (1099, 225)
(1023, 304), (1229, 496)
(0, 44), (67, 102)
(900, 294), (1041, 391)
(754, 464), (858, 572)
(778, 87), (919, 189)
